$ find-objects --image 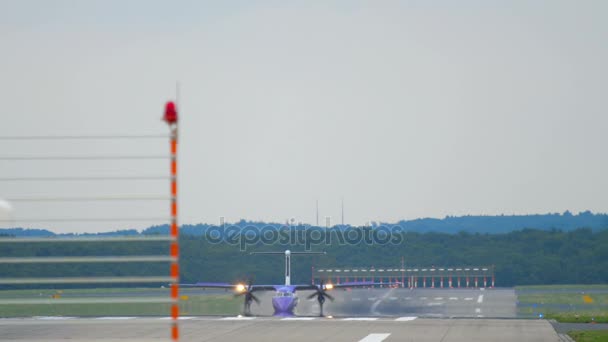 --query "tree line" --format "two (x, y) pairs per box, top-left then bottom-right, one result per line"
(1, 227), (606, 288)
